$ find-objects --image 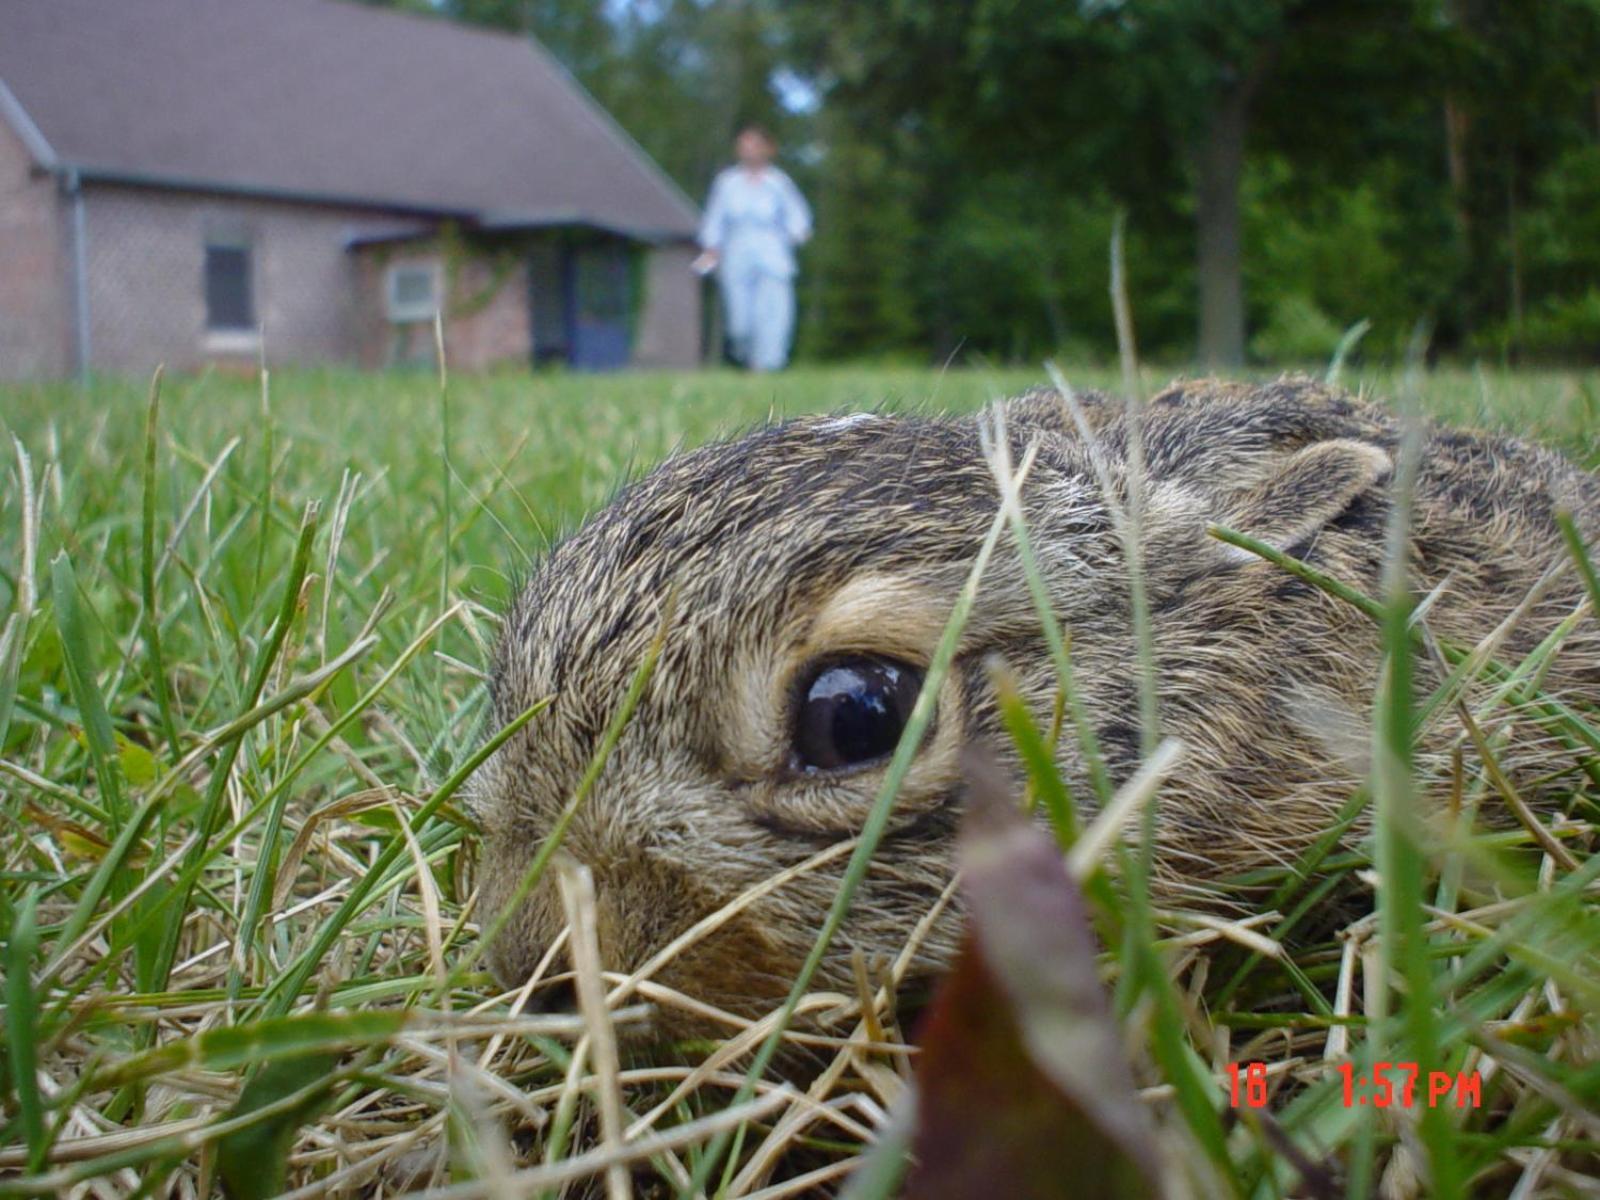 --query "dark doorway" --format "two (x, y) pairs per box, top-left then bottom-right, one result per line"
(529, 236), (634, 371)
(568, 241), (632, 370)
